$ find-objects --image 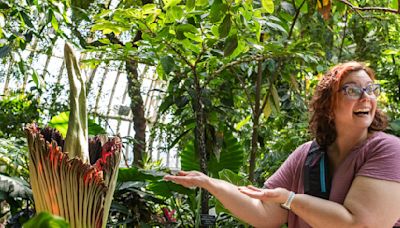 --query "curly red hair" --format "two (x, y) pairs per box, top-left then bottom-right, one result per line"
(309, 61), (388, 148)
